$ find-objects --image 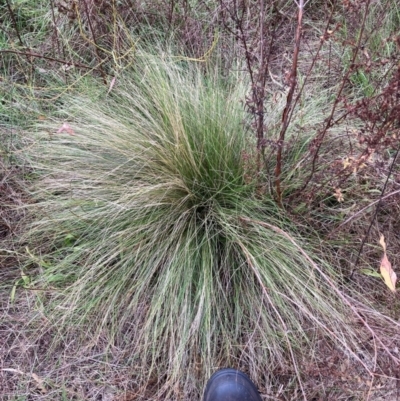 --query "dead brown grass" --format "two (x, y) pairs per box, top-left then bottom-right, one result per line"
(1, 292), (400, 400)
